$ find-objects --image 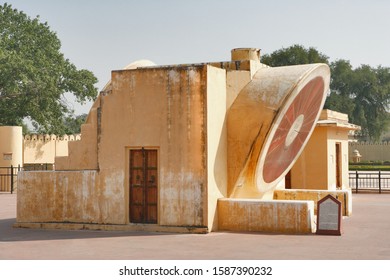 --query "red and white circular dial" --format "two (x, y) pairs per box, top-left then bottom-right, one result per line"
(256, 74), (327, 190)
